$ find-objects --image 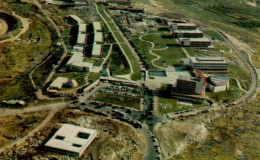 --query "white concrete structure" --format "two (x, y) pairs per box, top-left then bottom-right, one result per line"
(77, 33), (86, 45)
(94, 32), (103, 43)
(171, 23), (197, 30)
(45, 124), (97, 157)
(69, 14), (85, 24)
(208, 74), (229, 92)
(49, 77), (68, 90)
(66, 53), (93, 72)
(79, 24), (87, 33)
(93, 22), (102, 32)
(92, 43), (102, 58)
